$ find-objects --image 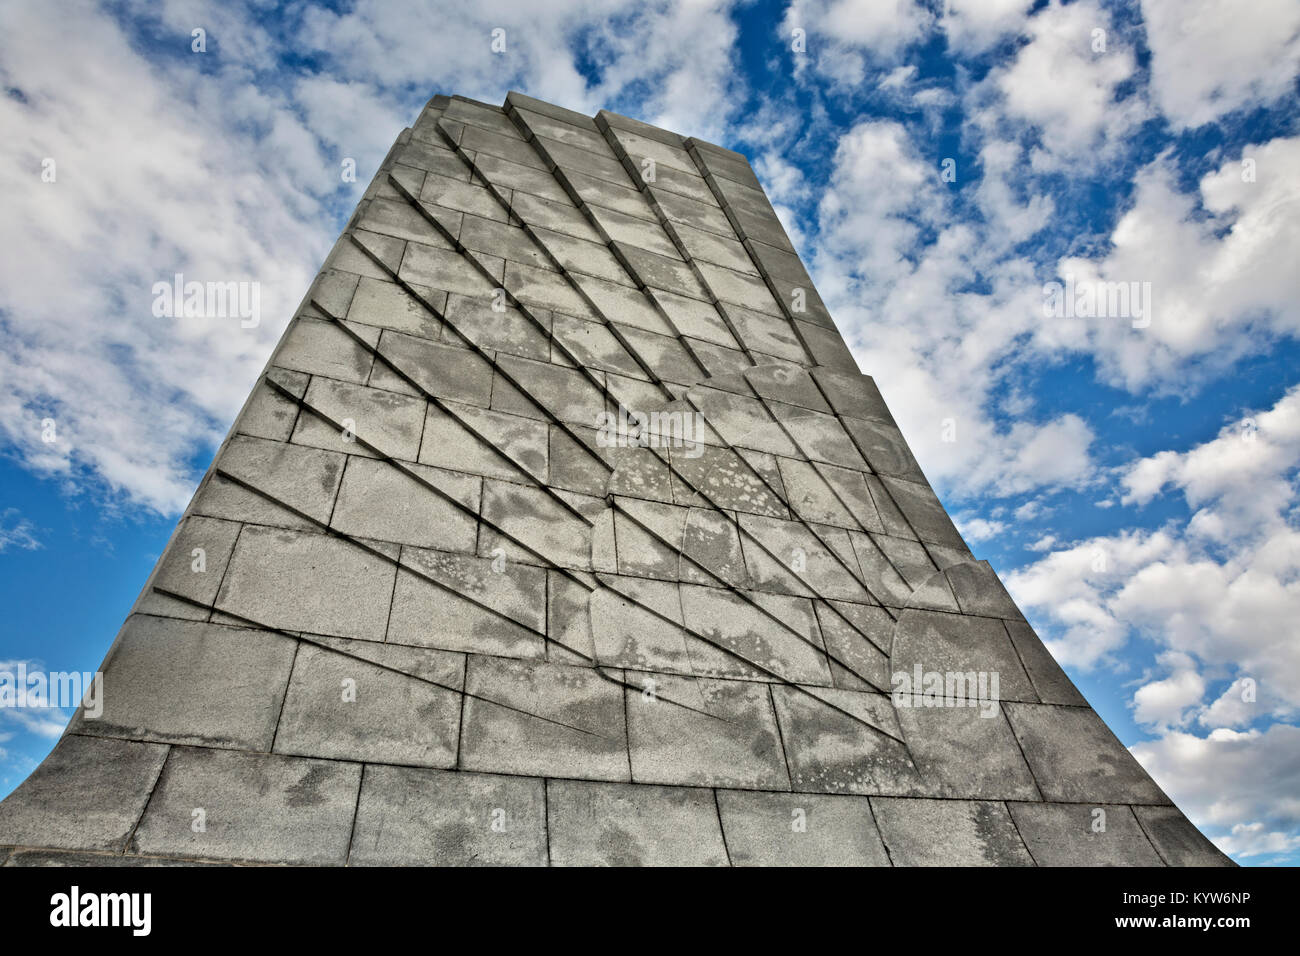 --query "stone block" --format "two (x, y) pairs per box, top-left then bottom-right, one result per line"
(72, 615), (295, 751)
(275, 641), (462, 767)
(131, 747), (361, 865)
(215, 525), (396, 641)
(350, 766), (547, 866)
(718, 790), (891, 866)
(547, 779), (727, 866)
(870, 797), (1033, 866)
(0, 736), (168, 852)
(1008, 802), (1165, 866)
(625, 673), (789, 789)
(459, 656), (629, 781)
